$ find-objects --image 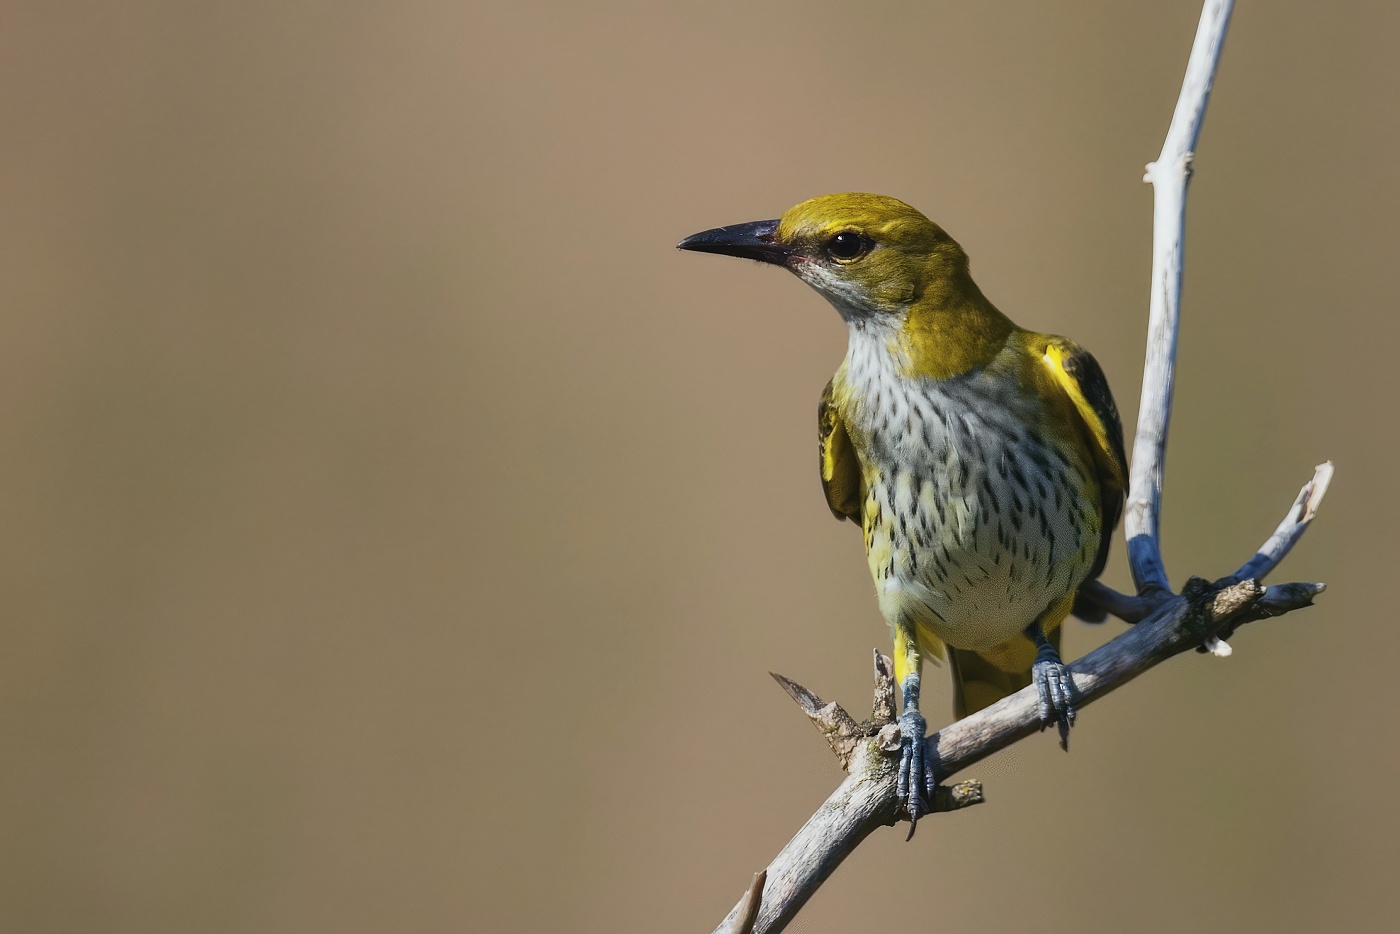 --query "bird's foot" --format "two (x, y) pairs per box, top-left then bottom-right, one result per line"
(895, 708), (935, 835)
(1031, 645), (1077, 751)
